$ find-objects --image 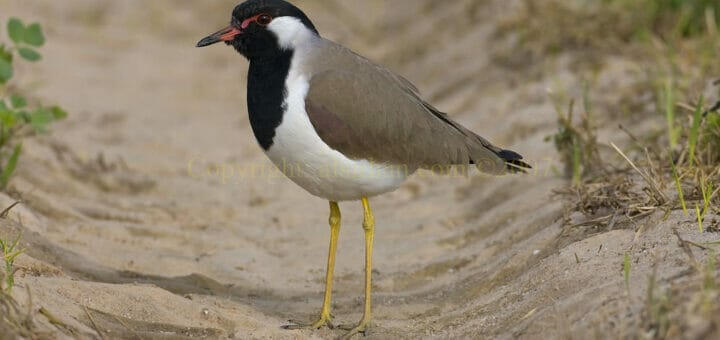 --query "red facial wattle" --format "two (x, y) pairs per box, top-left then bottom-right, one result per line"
(196, 13), (273, 48)
(241, 14), (264, 29)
